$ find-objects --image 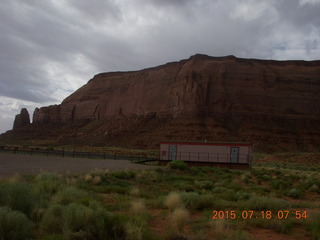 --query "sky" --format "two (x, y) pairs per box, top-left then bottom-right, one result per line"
(0, 0), (319, 134)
